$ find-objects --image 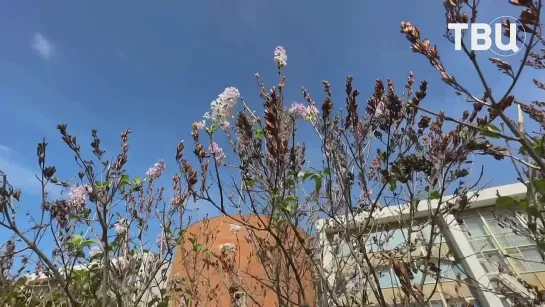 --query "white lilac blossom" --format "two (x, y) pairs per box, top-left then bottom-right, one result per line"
(112, 256), (129, 271)
(193, 120), (206, 130)
(203, 87), (240, 128)
(229, 224), (241, 233)
(115, 219), (128, 236)
(219, 243), (236, 253)
(306, 105), (320, 121)
(288, 103), (320, 121)
(89, 245), (103, 258)
(288, 103), (308, 119)
(157, 233), (177, 251)
(69, 184), (92, 206)
(146, 159), (167, 179)
(274, 46), (288, 68)
(209, 141), (226, 164)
